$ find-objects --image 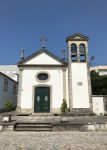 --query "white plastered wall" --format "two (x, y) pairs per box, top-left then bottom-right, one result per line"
(20, 67), (68, 112)
(67, 39), (90, 109)
(25, 53), (62, 65)
(92, 96), (104, 115)
(65, 68), (69, 107)
(71, 63), (90, 108)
